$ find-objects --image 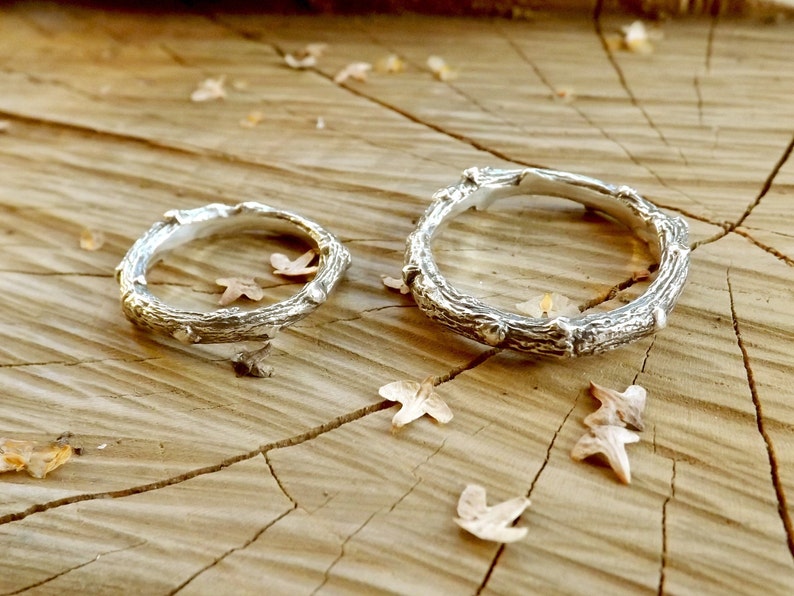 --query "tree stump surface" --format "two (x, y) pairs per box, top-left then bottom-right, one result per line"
(1, 4), (793, 594)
